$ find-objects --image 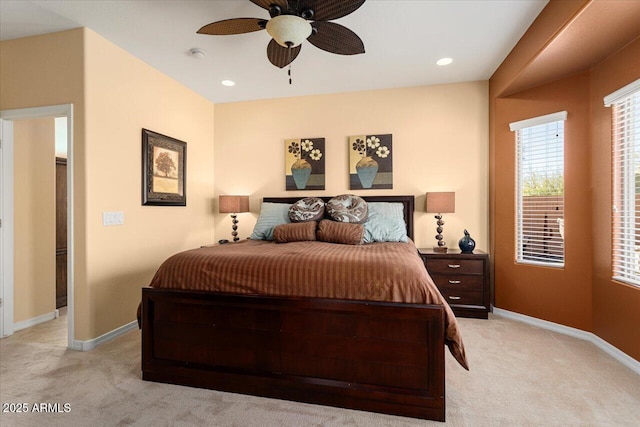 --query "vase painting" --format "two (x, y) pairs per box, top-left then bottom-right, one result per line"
(291, 158), (312, 189)
(285, 138), (325, 191)
(349, 134), (393, 190)
(355, 156), (378, 188)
